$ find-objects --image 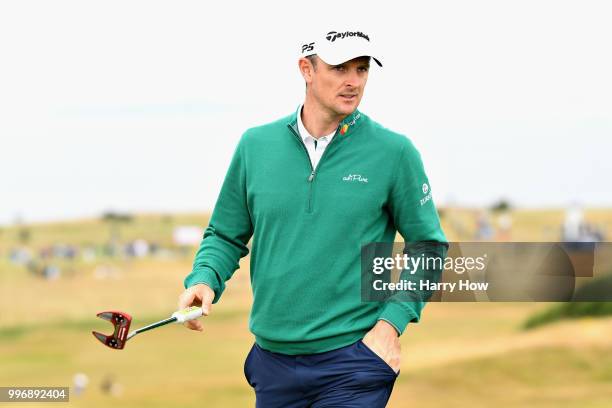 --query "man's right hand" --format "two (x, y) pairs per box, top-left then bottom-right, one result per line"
(178, 283), (215, 332)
